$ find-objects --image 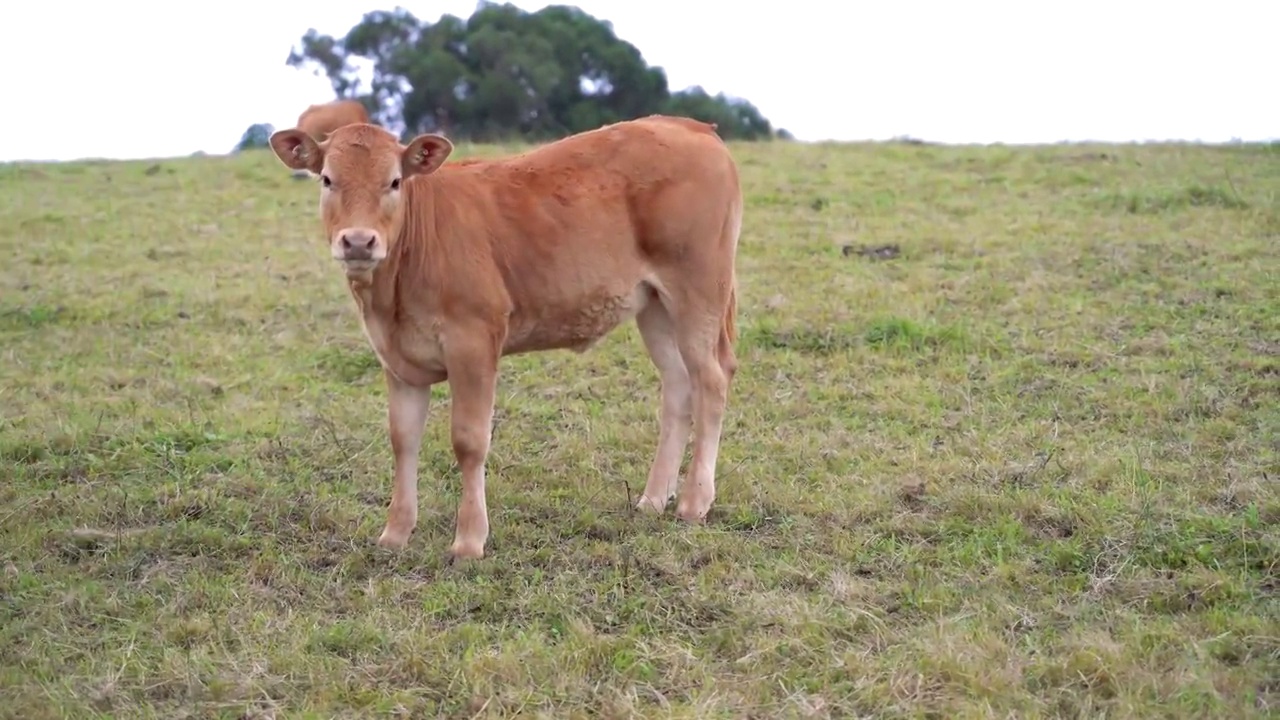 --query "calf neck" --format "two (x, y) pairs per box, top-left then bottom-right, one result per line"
(268, 116), (742, 559)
